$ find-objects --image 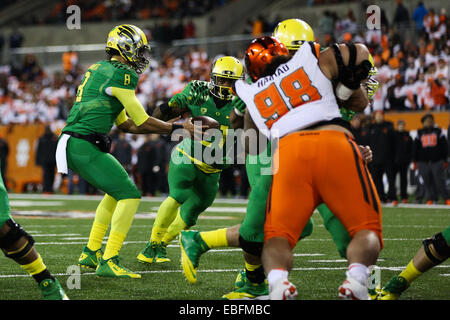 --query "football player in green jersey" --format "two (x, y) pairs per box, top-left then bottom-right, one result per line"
(0, 161), (68, 299)
(136, 56), (245, 265)
(57, 24), (197, 279)
(179, 19), (379, 299)
(376, 225), (450, 300)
